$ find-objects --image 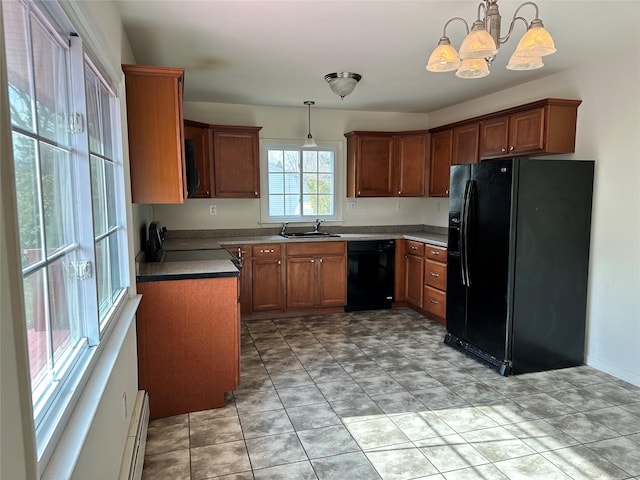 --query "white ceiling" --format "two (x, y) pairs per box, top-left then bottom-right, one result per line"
(115, 0), (640, 113)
